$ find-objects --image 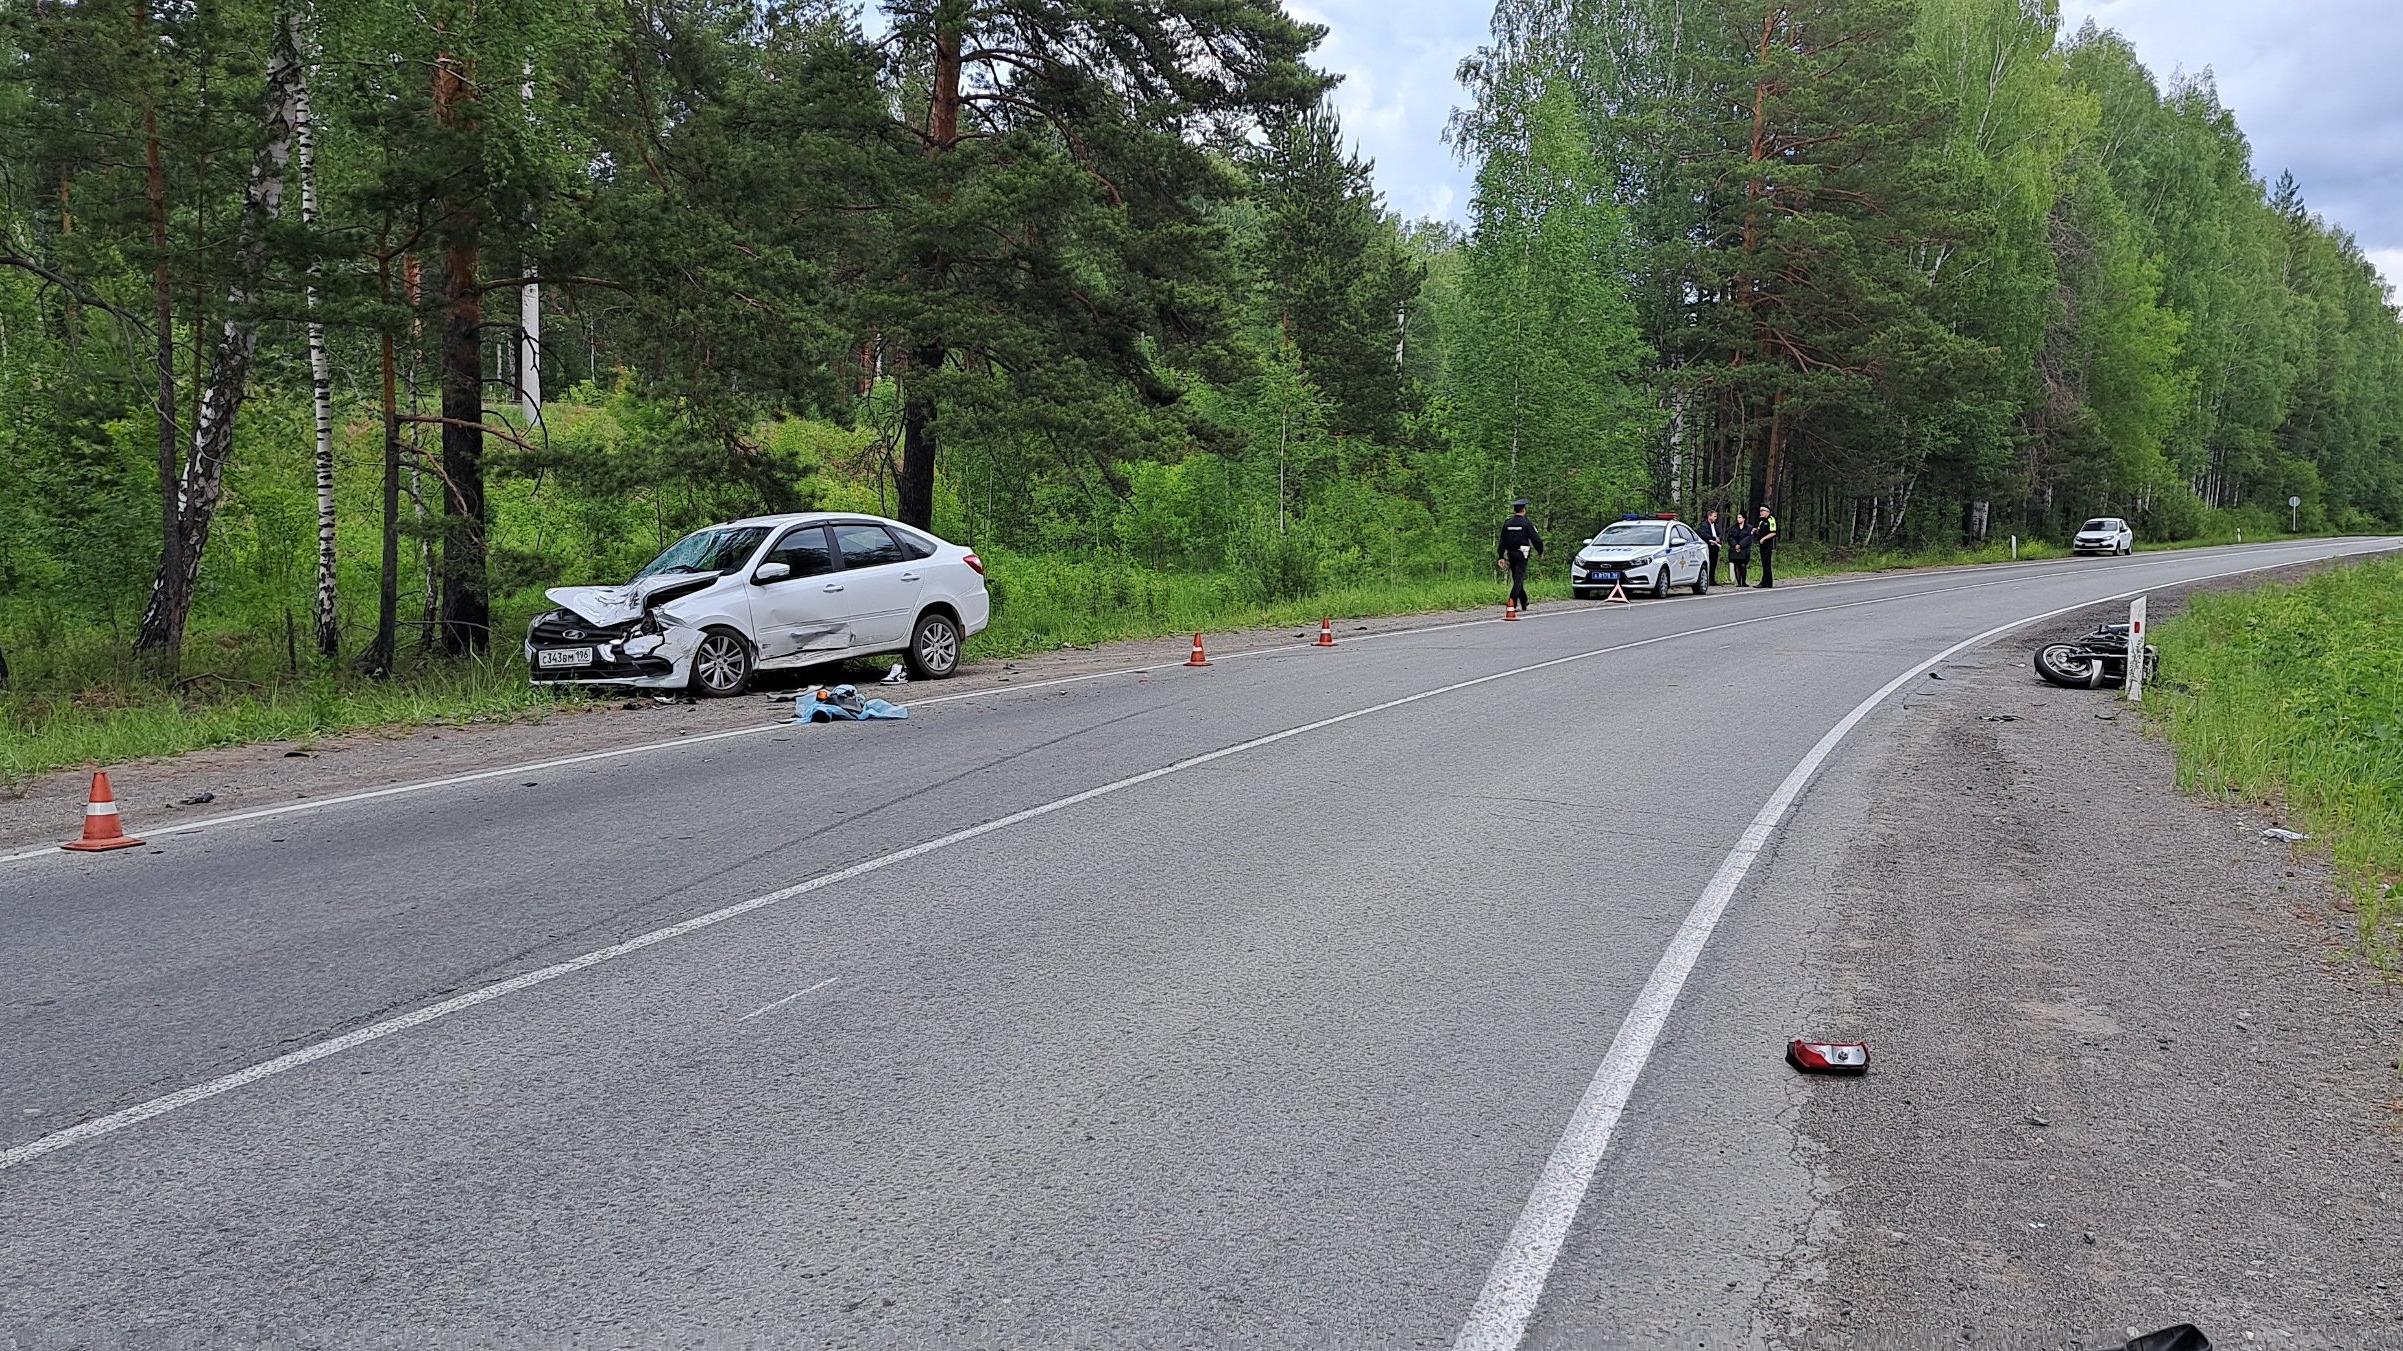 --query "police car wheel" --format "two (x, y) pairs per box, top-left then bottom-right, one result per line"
(1653, 569), (1672, 599)
(1691, 566), (1709, 596)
